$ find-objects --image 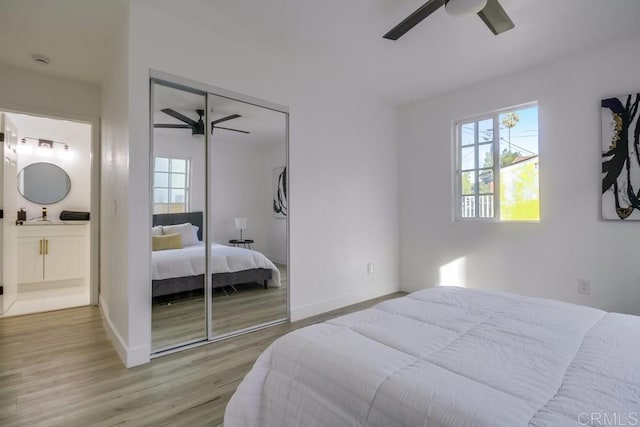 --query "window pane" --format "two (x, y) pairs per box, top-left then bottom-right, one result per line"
(461, 171), (475, 195)
(154, 188), (168, 203)
(171, 173), (185, 188)
(153, 203), (168, 214)
(155, 157), (169, 172)
(478, 119), (493, 143)
(499, 105), (539, 221)
(170, 189), (185, 203)
(500, 156), (540, 221)
(171, 158), (186, 173)
(478, 143), (493, 168)
(460, 146), (475, 170)
(460, 122), (475, 146)
(499, 106), (539, 165)
(478, 169), (493, 194)
(154, 172), (168, 187)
